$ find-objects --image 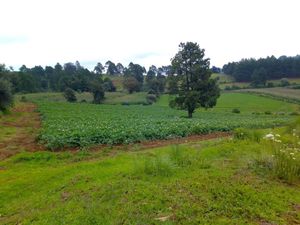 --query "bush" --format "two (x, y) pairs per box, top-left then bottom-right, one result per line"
(280, 78), (290, 87)
(266, 82), (274, 88)
(0, 79), (13, 112)
(232, 108), (240, 113)
(20, 96), (27, 102)
(91, 83), (105, 104)
(146, 94), (157, 104)
(264, 111), (272, 115)
(63, 88), (77, 102)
